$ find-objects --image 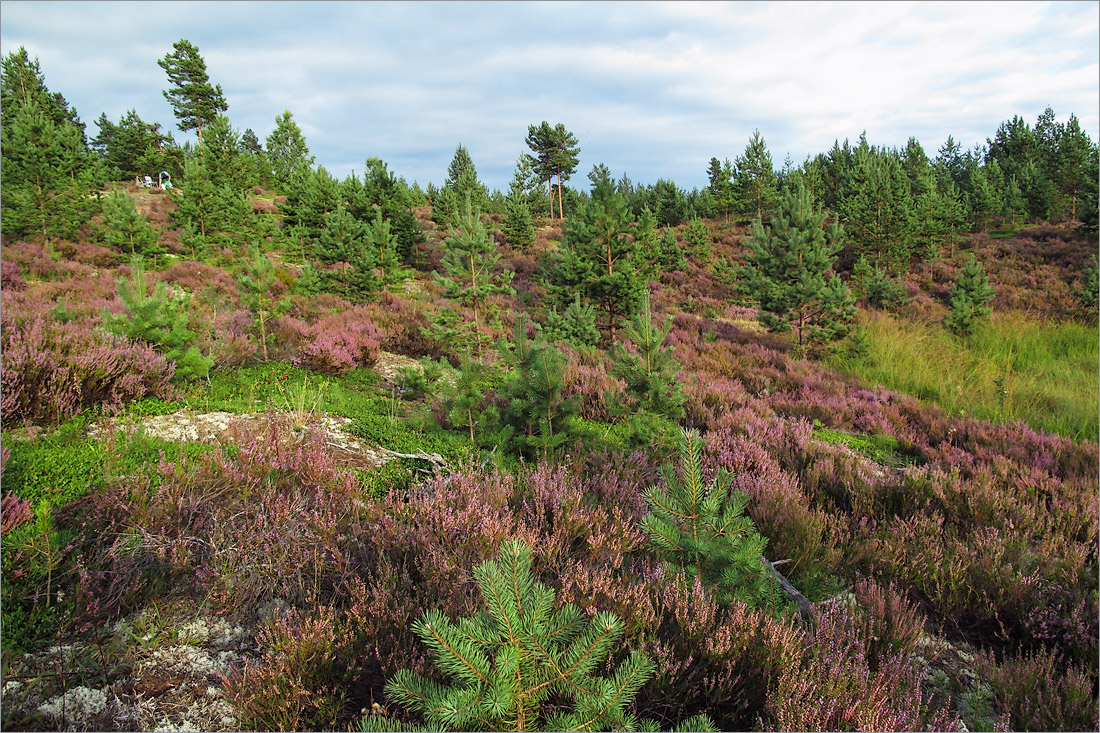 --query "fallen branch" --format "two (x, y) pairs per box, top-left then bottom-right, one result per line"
(761, 555), (815, 628)
(374, 447), (449, 475)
